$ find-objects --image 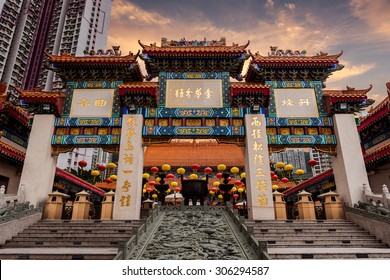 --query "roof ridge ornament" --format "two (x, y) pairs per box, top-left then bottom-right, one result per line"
(83, 46), (122, 56)
(268, 46), (306, 56)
